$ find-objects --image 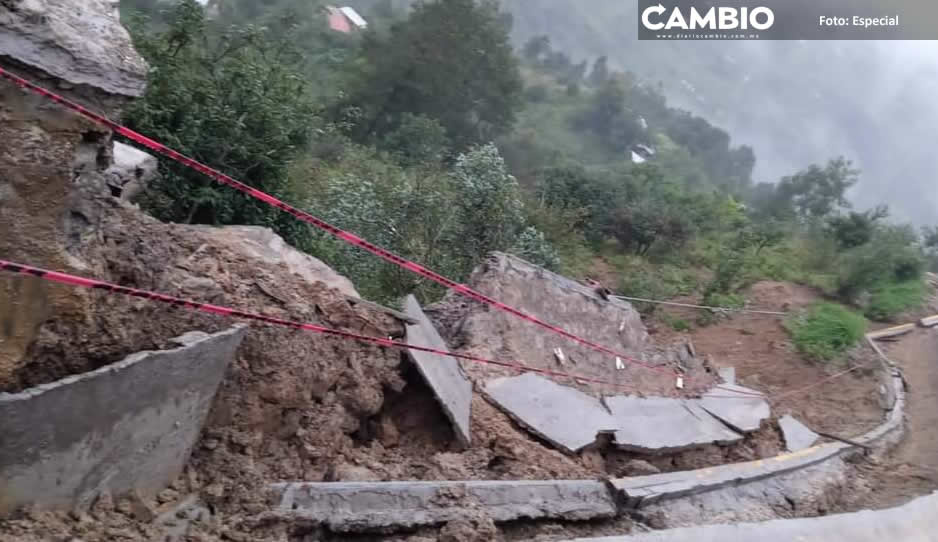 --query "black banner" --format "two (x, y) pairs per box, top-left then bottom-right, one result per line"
(637, 0), (938, 40)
